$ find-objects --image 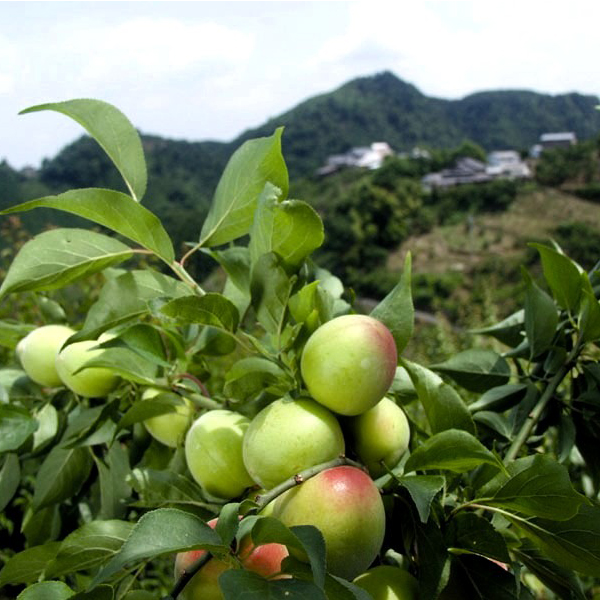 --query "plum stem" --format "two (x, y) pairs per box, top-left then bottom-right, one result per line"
(253, 455), (366, 511)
